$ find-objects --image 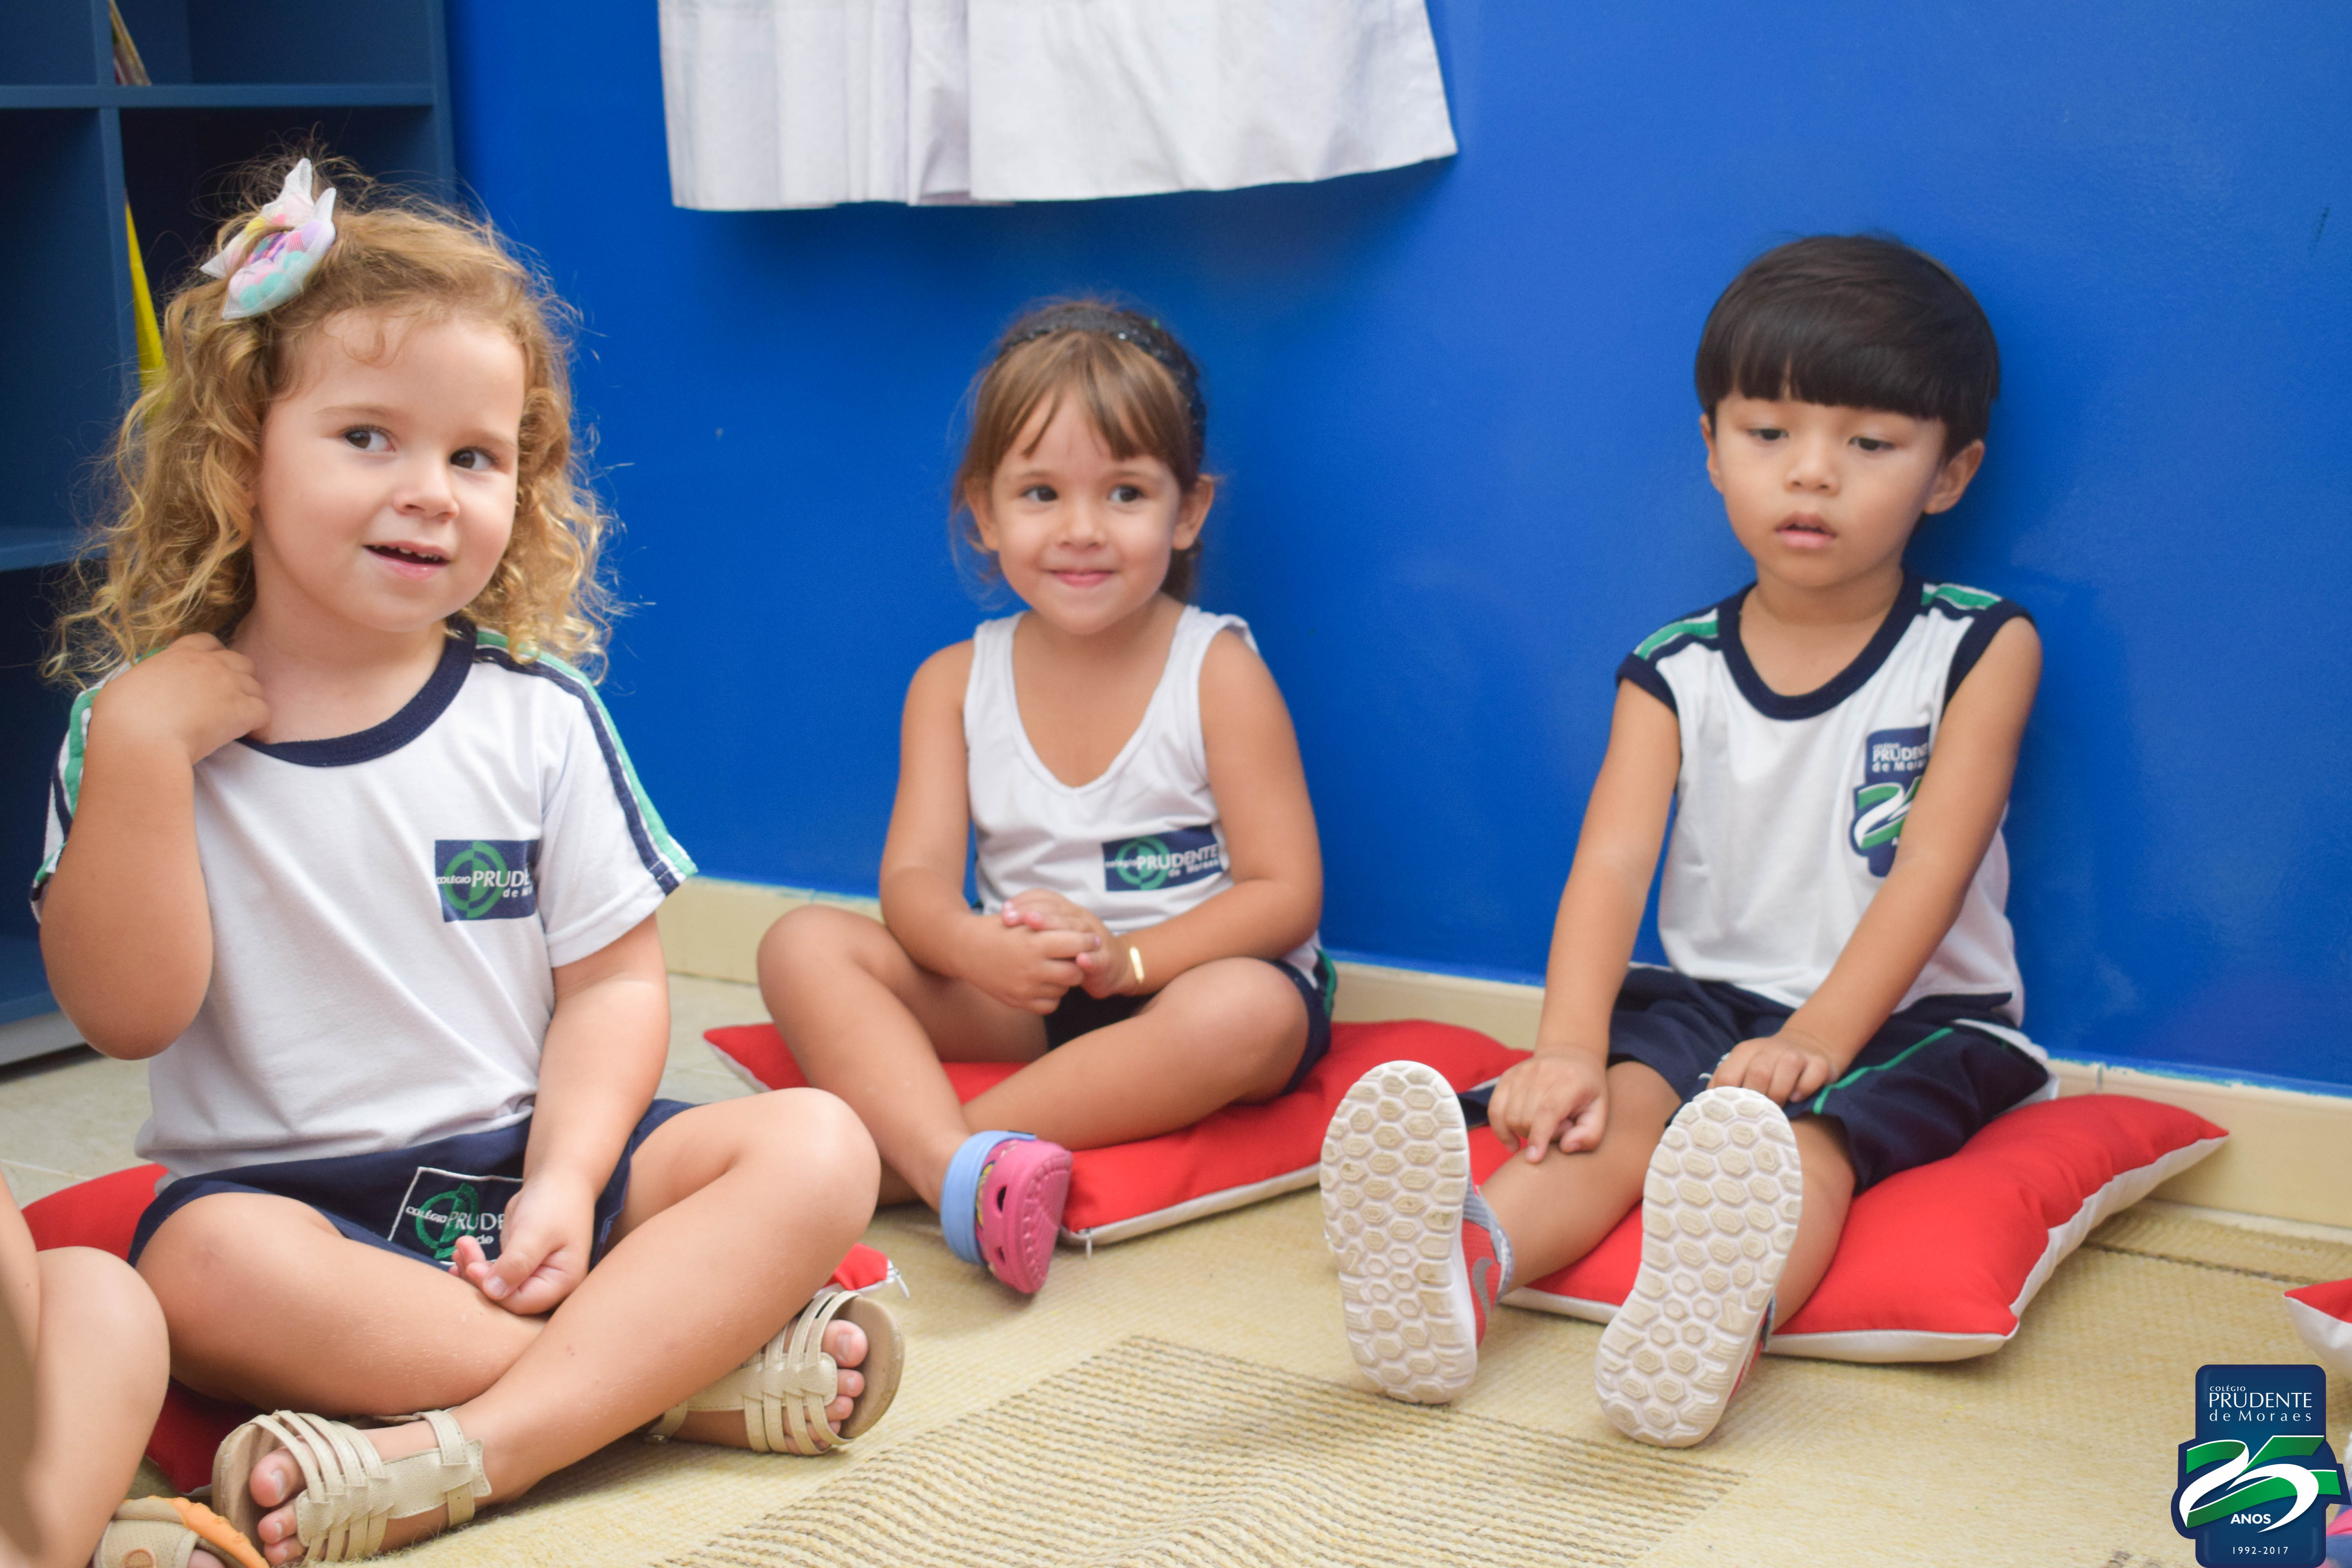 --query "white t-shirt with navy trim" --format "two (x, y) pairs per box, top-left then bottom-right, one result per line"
(964, 604), (1322, 978)
(1617, 575), (2033, 1037)
(30, 625), (694, 1178)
